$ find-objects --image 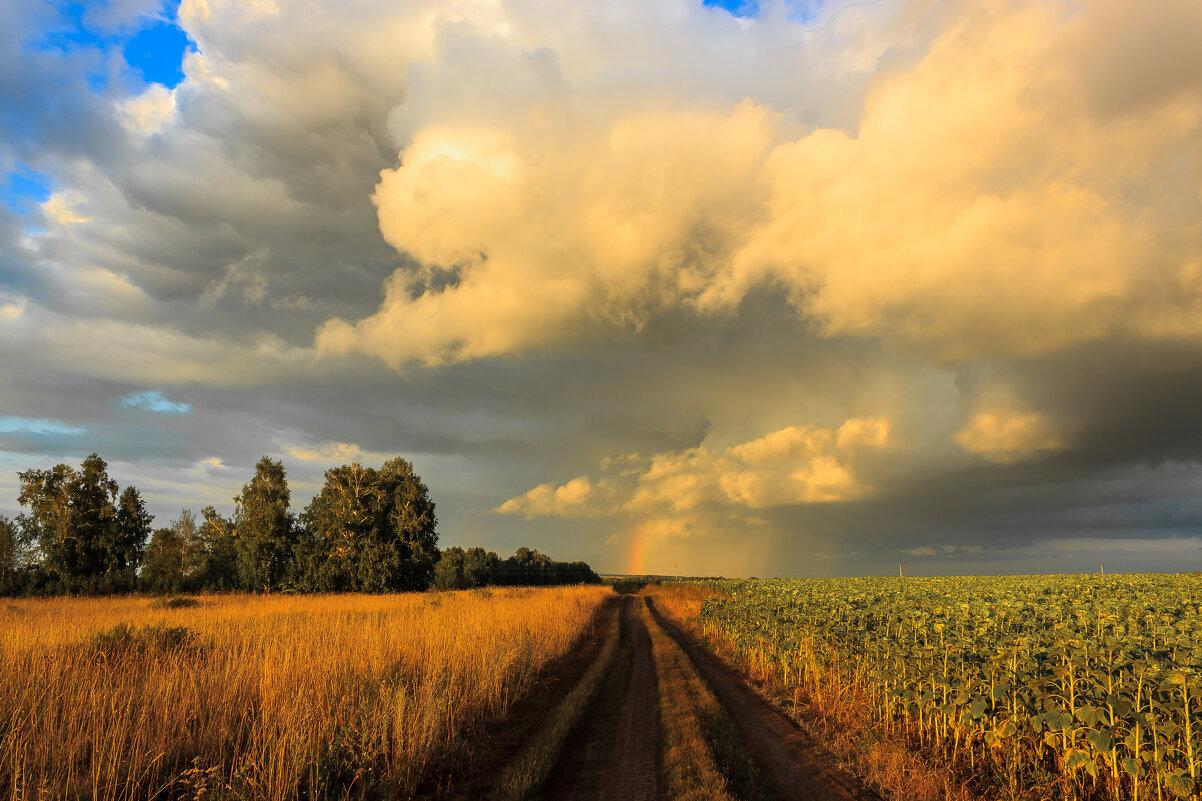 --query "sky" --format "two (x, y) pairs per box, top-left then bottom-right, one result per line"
(2, 0), (1202, 578)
